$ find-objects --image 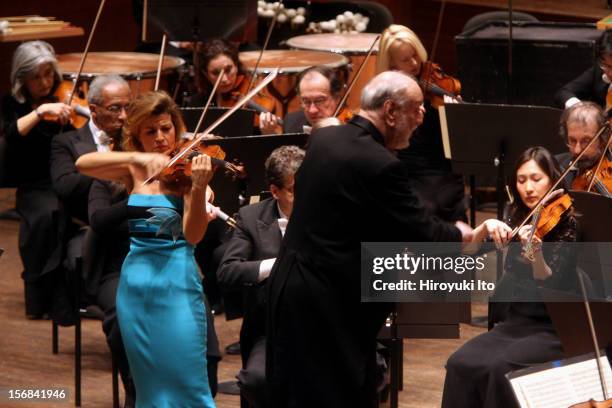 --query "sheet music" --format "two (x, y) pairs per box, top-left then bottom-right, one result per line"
(438, 104), (452, 160)
(509, 357), (612, 408)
